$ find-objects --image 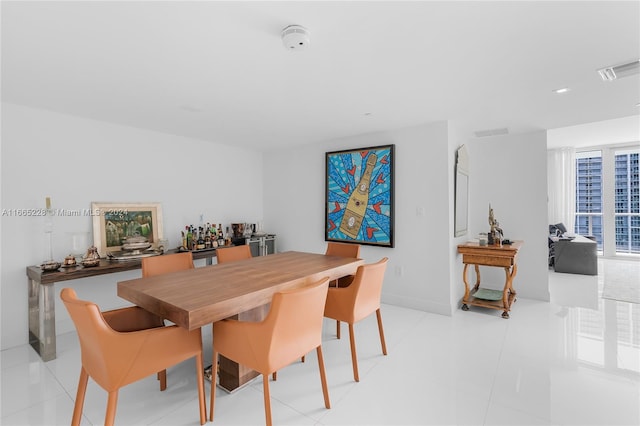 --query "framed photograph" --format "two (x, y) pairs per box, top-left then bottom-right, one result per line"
(325, 144), (395, 248)
(91, 202), (163, 257)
